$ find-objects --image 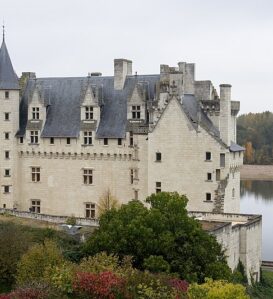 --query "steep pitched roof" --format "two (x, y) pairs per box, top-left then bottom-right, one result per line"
(17, 75), (159, 138)
(0, 39), (19, 90)
(17, 74), (227, 146)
